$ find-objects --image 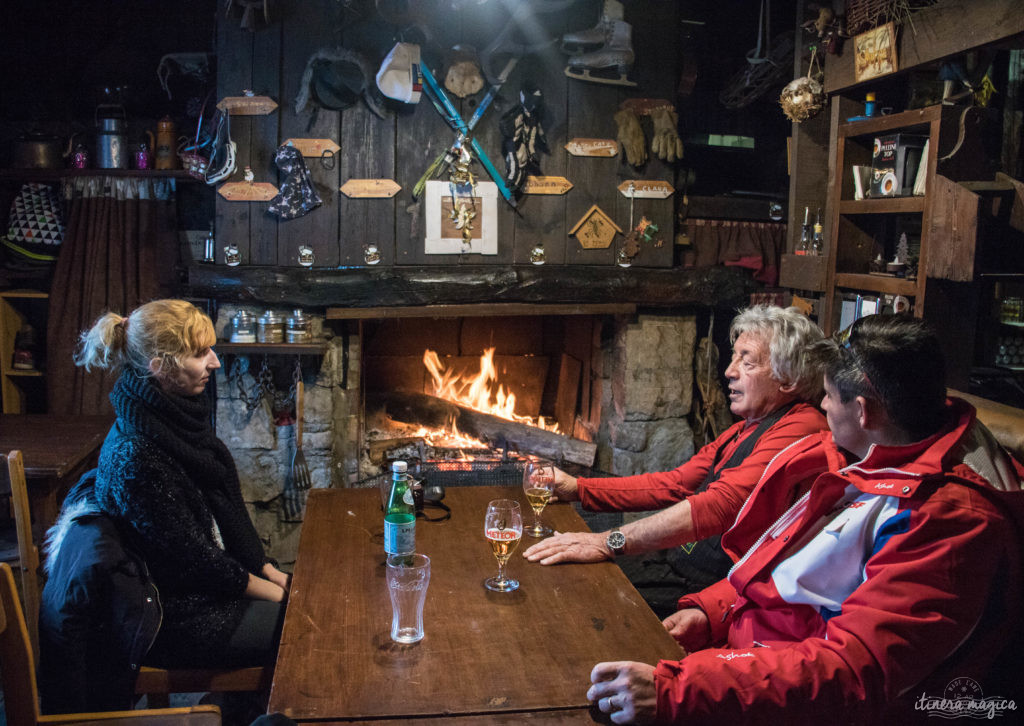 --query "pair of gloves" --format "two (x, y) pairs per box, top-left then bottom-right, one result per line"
(614, 105), (684, 167)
